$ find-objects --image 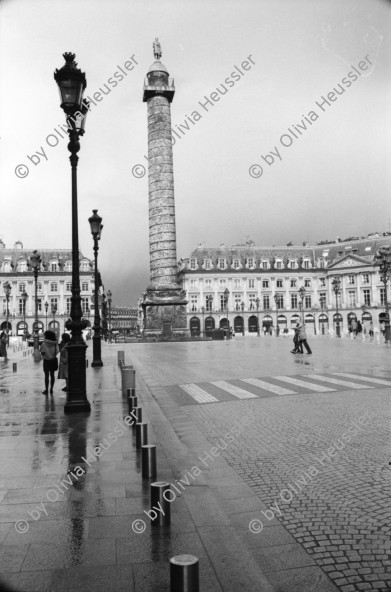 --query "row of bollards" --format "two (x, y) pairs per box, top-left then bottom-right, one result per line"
(119, 352), (199, 592)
